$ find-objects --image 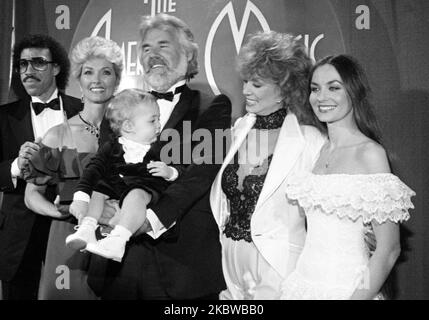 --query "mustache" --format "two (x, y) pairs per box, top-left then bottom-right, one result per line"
(147, 56), (168, 69)
(23, 75), (41, 82)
